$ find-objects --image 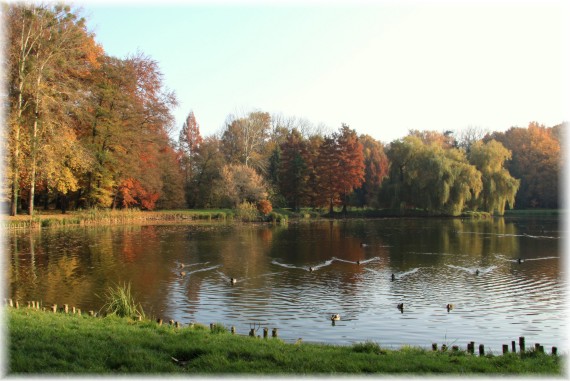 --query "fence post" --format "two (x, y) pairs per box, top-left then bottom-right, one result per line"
(502, 344), (508, 354)
(479, 344), (485, 356)
(519, 337), (525, 353)
(272, 328), (278, 338)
